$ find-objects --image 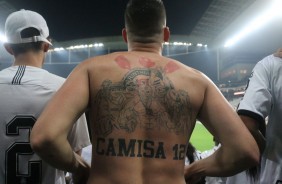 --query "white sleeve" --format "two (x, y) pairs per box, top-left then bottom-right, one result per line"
(237, 56), (273, 123)
(67, 113), (91, 152)
(81, 145), (92, 165)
